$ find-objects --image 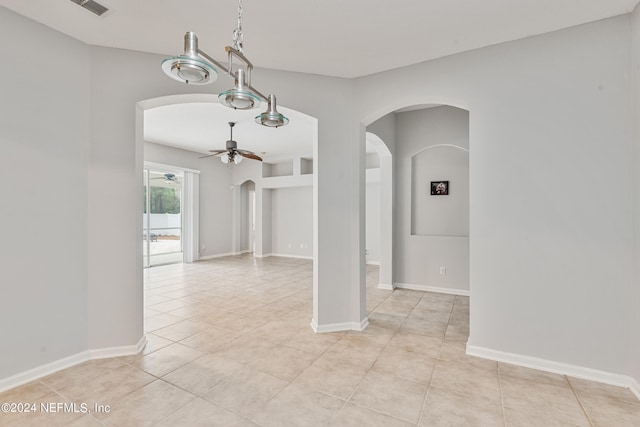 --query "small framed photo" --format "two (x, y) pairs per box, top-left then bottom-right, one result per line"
(430, 180), (449, 195)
